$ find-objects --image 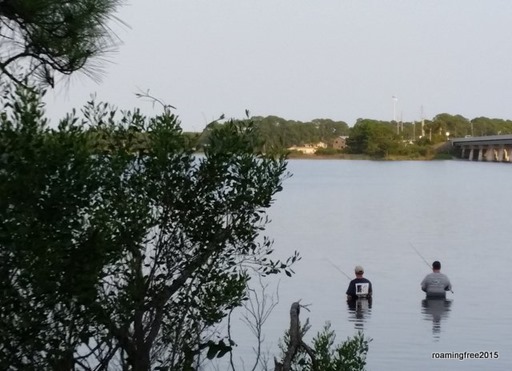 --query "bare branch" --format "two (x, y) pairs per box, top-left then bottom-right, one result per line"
(135, 88), (177, 112)
(274, 301), (316, 371)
